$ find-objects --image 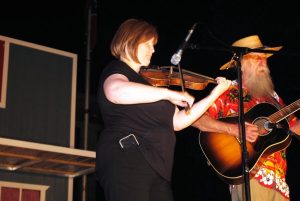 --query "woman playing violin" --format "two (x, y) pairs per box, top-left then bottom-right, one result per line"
(96, 18), (231, 201)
